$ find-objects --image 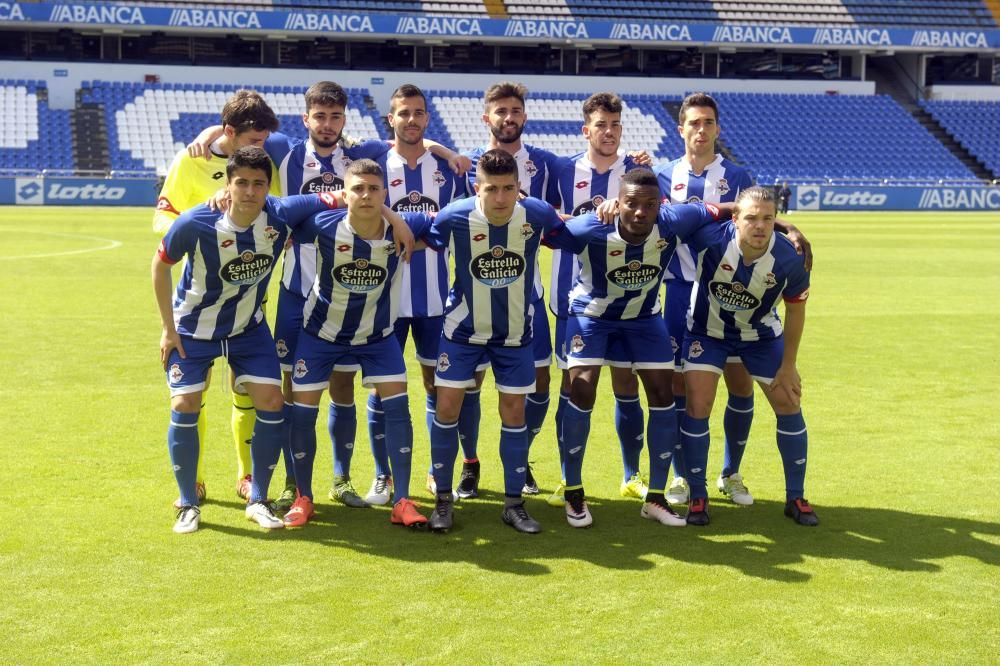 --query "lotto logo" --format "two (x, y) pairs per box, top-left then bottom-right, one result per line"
(15, 178), (43, 205)
(796, 186), (820, 211)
